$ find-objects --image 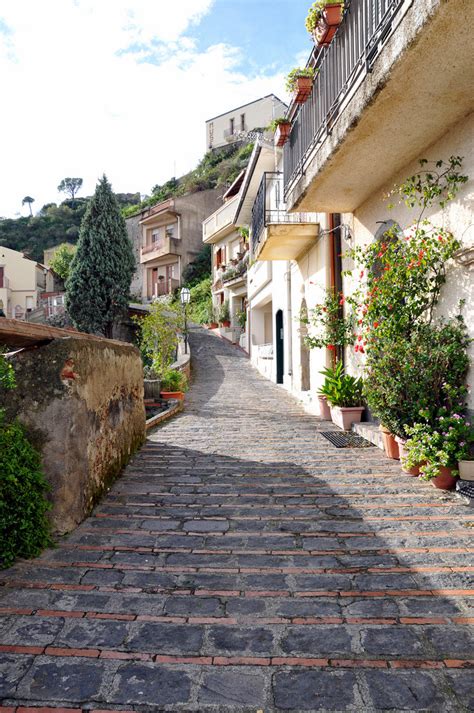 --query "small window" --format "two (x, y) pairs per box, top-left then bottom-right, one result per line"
(230, 118), (234, 135)
(240, 114), (245, 131)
